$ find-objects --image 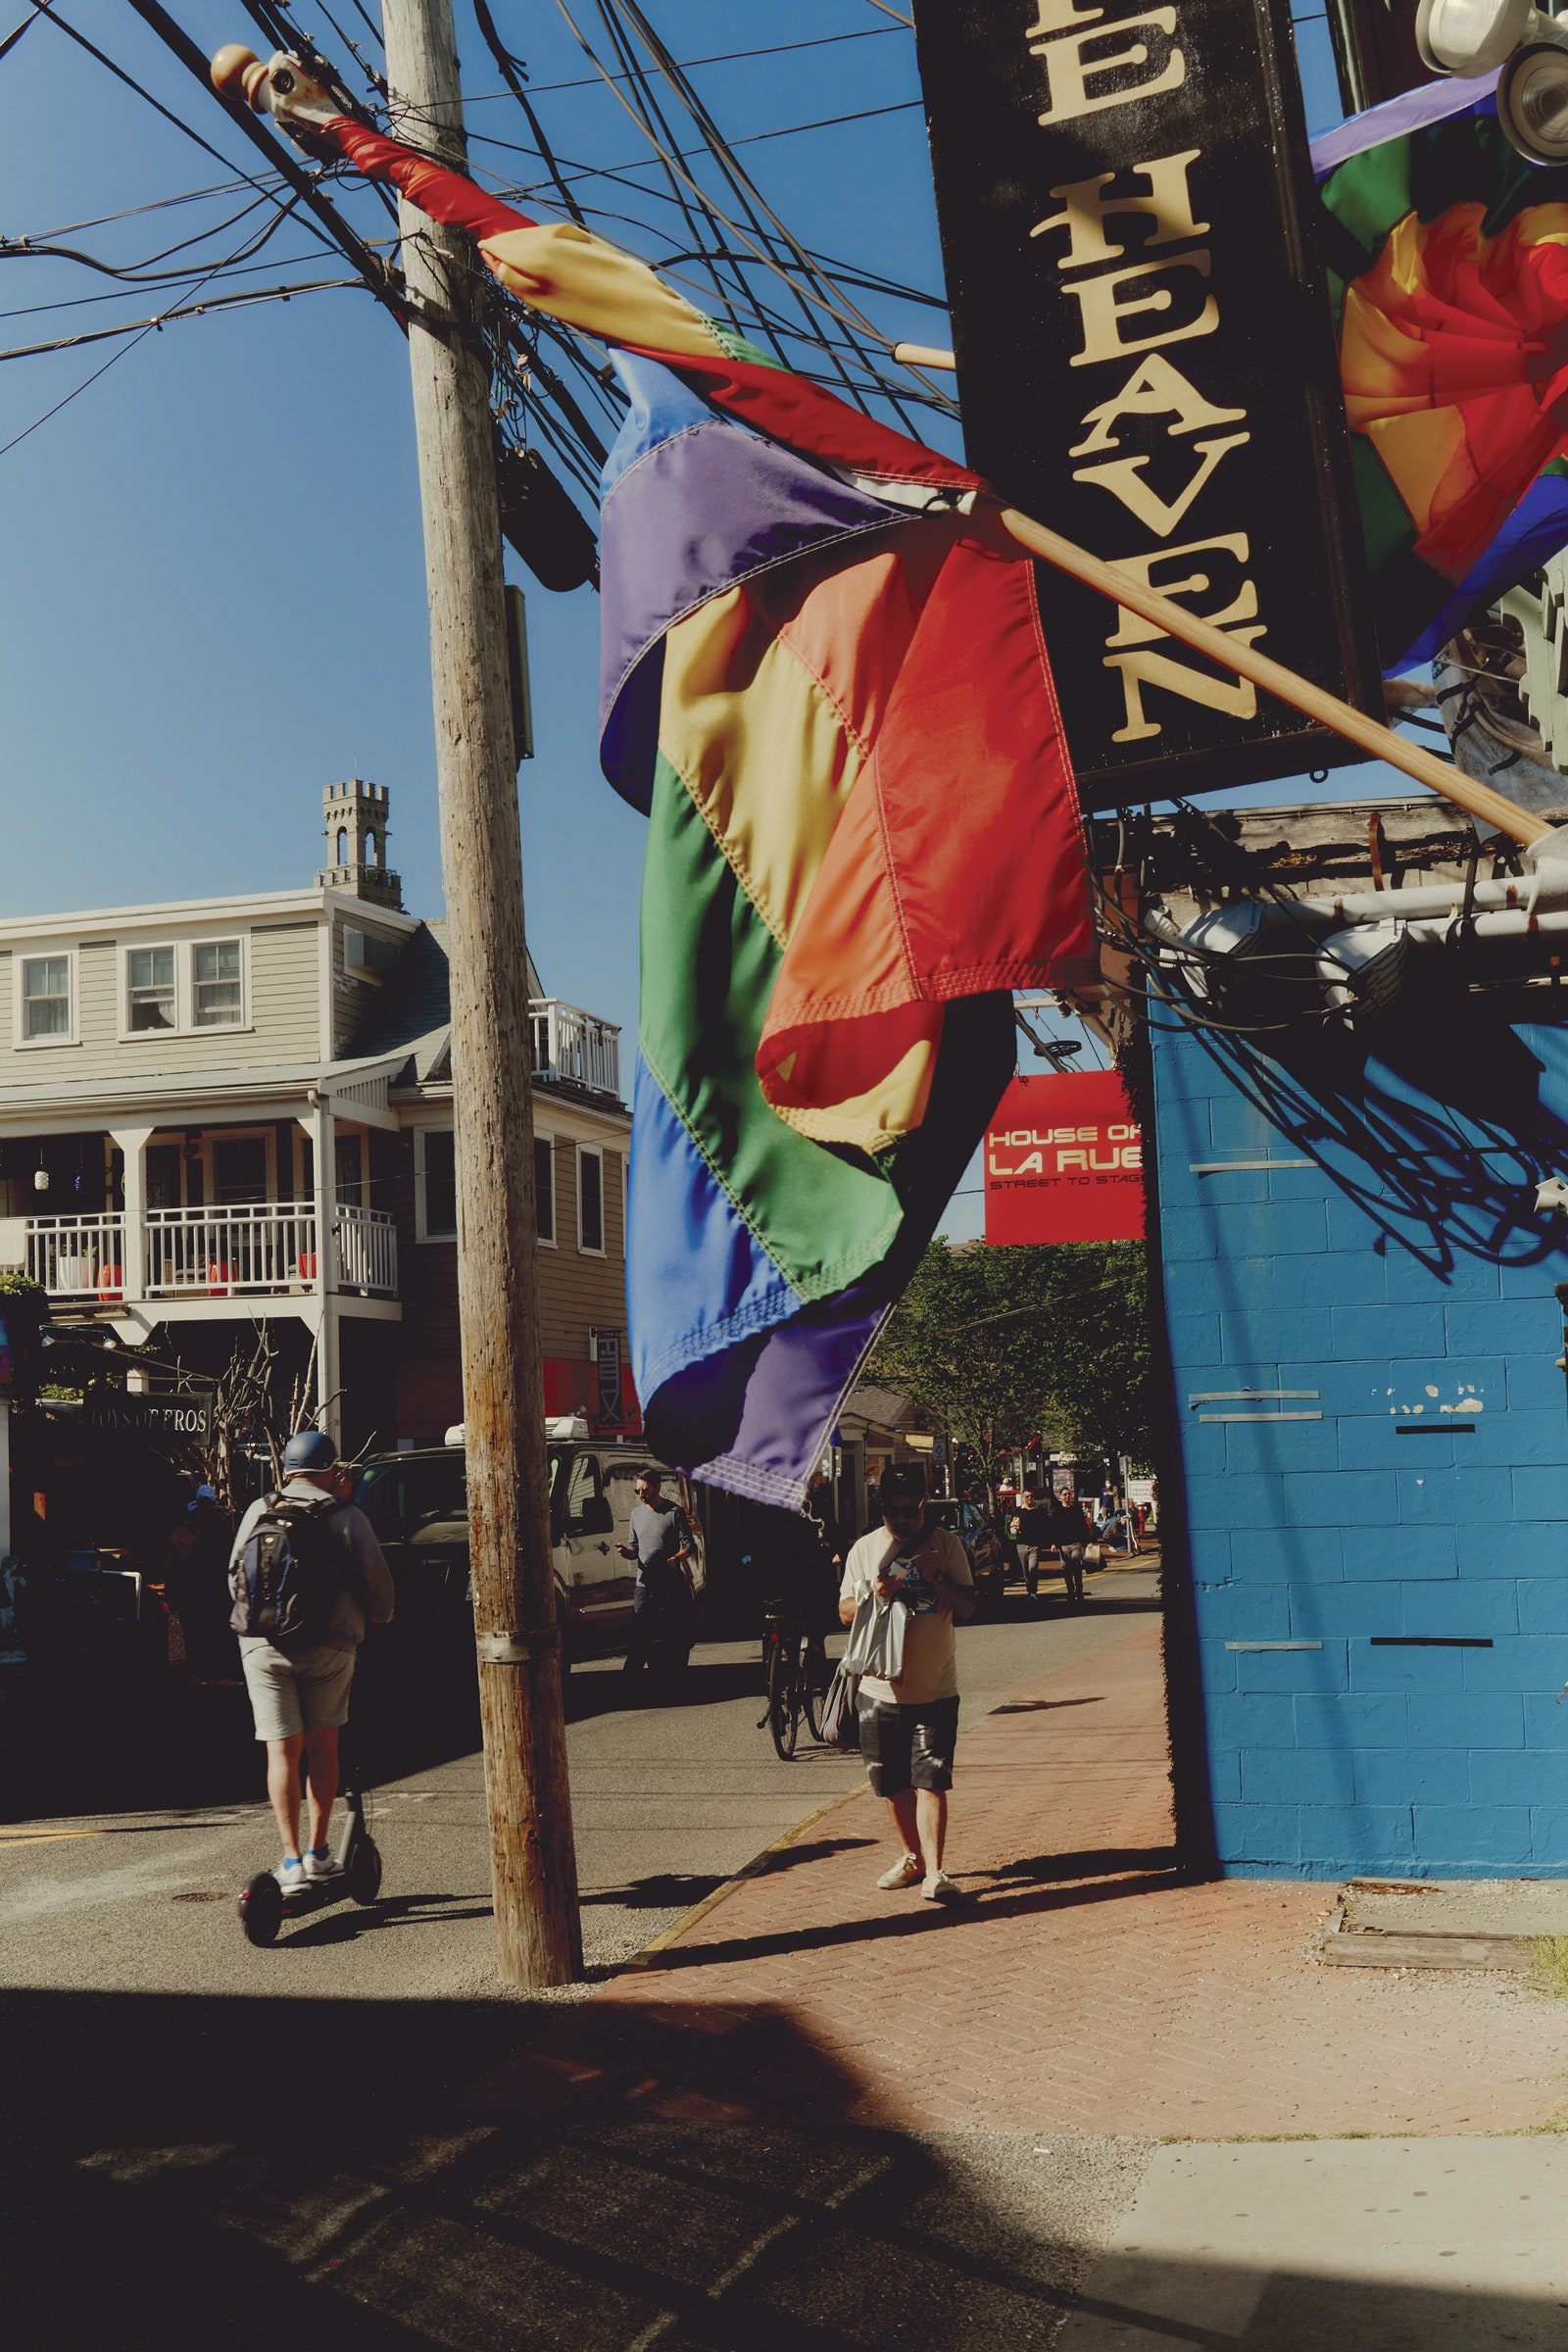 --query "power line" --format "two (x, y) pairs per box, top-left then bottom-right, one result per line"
(0, 0), (44, 64)
(122, 0), (406, 320)
(466, 98), (925, 182)
(460, 24), (903, 105)
(21, 174), (287, 244)
(0, 239), (372, 321)
(0, 273), (364, 364)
